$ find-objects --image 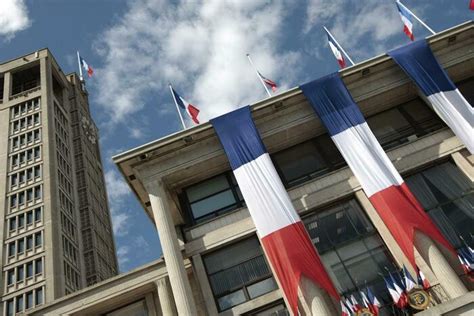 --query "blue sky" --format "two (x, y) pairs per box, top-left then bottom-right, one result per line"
(0, 0), (471, 273)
